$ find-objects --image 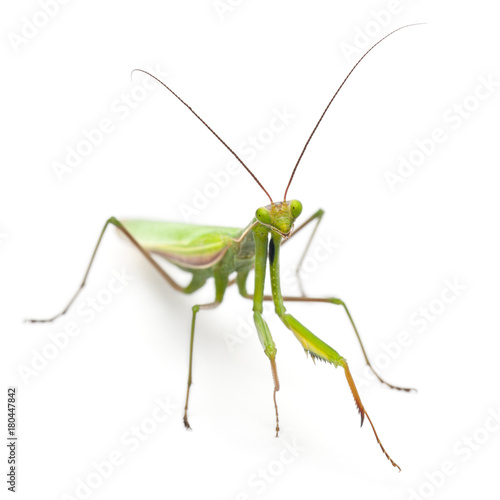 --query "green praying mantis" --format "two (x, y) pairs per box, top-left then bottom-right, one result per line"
(28, 25), (423, 471)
